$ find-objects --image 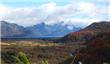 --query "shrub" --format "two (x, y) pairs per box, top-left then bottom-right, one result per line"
(42, 59), (48, 64)
(13, 52), (30, 64)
